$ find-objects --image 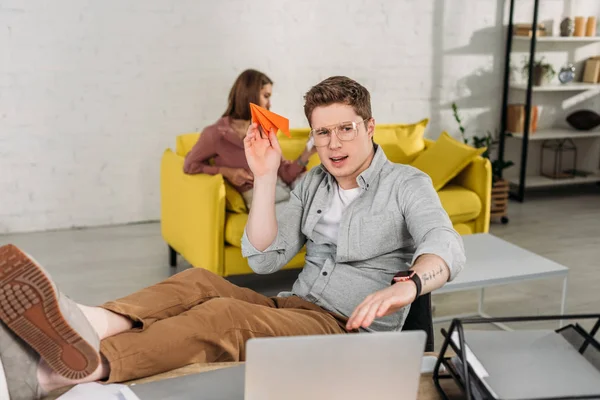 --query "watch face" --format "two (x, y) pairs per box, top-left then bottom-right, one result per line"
(393, 271), (414, 282)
